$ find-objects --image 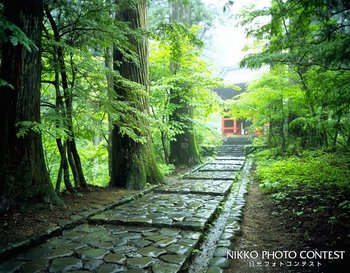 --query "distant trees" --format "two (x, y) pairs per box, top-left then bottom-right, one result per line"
(0, 0), (63, 211)
(235, 0), (350, 152)
(149, 0), (221, 166)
